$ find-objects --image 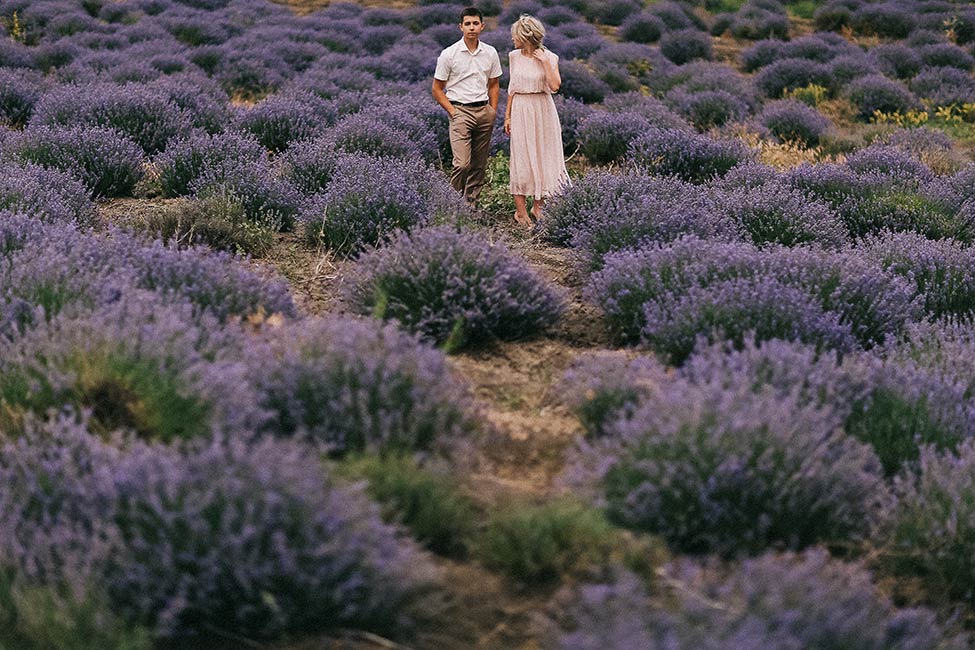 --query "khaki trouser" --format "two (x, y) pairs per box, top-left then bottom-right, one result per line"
(448, 103), (496, 204)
